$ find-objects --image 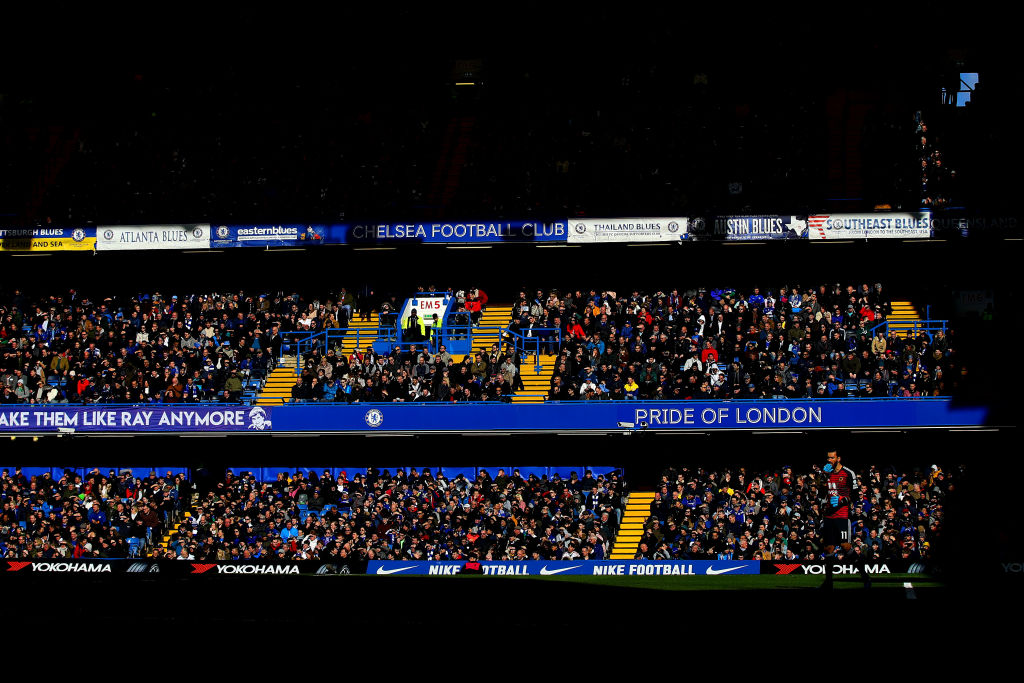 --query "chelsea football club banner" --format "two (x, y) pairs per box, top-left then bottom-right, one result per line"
(807, 213), (932, 240)
(714, 216), (808, 241)
(0, 405), (272, 433)
(0, 227), (96, 252)
(367, 560), (759, 576)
